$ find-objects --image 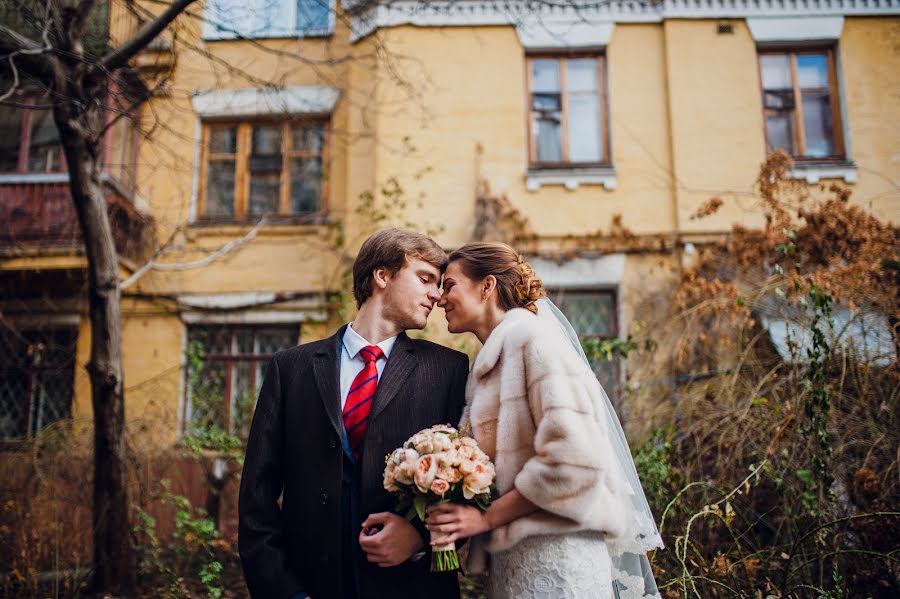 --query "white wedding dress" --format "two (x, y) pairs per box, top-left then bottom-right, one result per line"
(487, 531), (613, 599)
(468, 299), (662, 599)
